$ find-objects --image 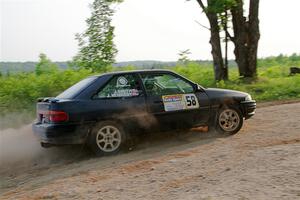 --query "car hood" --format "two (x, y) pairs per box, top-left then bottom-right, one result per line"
(205, 88), (249, 100)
